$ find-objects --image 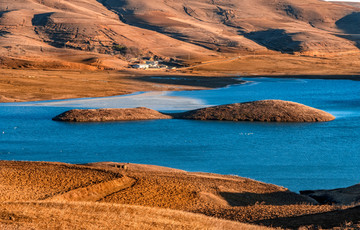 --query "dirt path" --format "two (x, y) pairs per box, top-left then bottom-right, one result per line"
(46, 176), (136, 202)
